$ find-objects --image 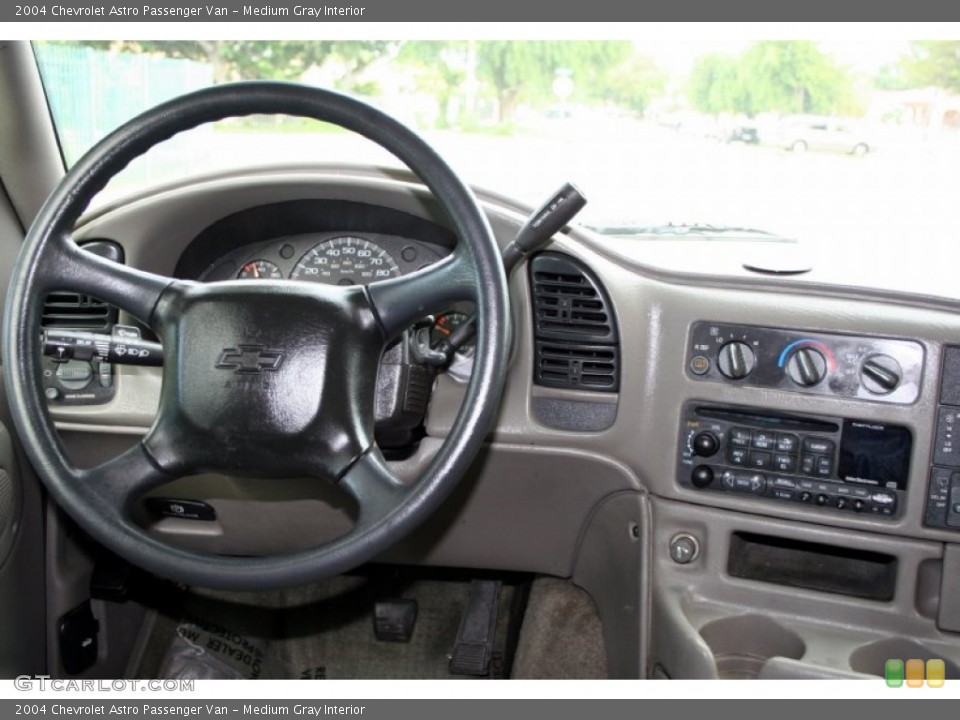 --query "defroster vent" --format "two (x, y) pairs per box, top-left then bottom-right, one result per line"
(530, 252), (619, 392)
